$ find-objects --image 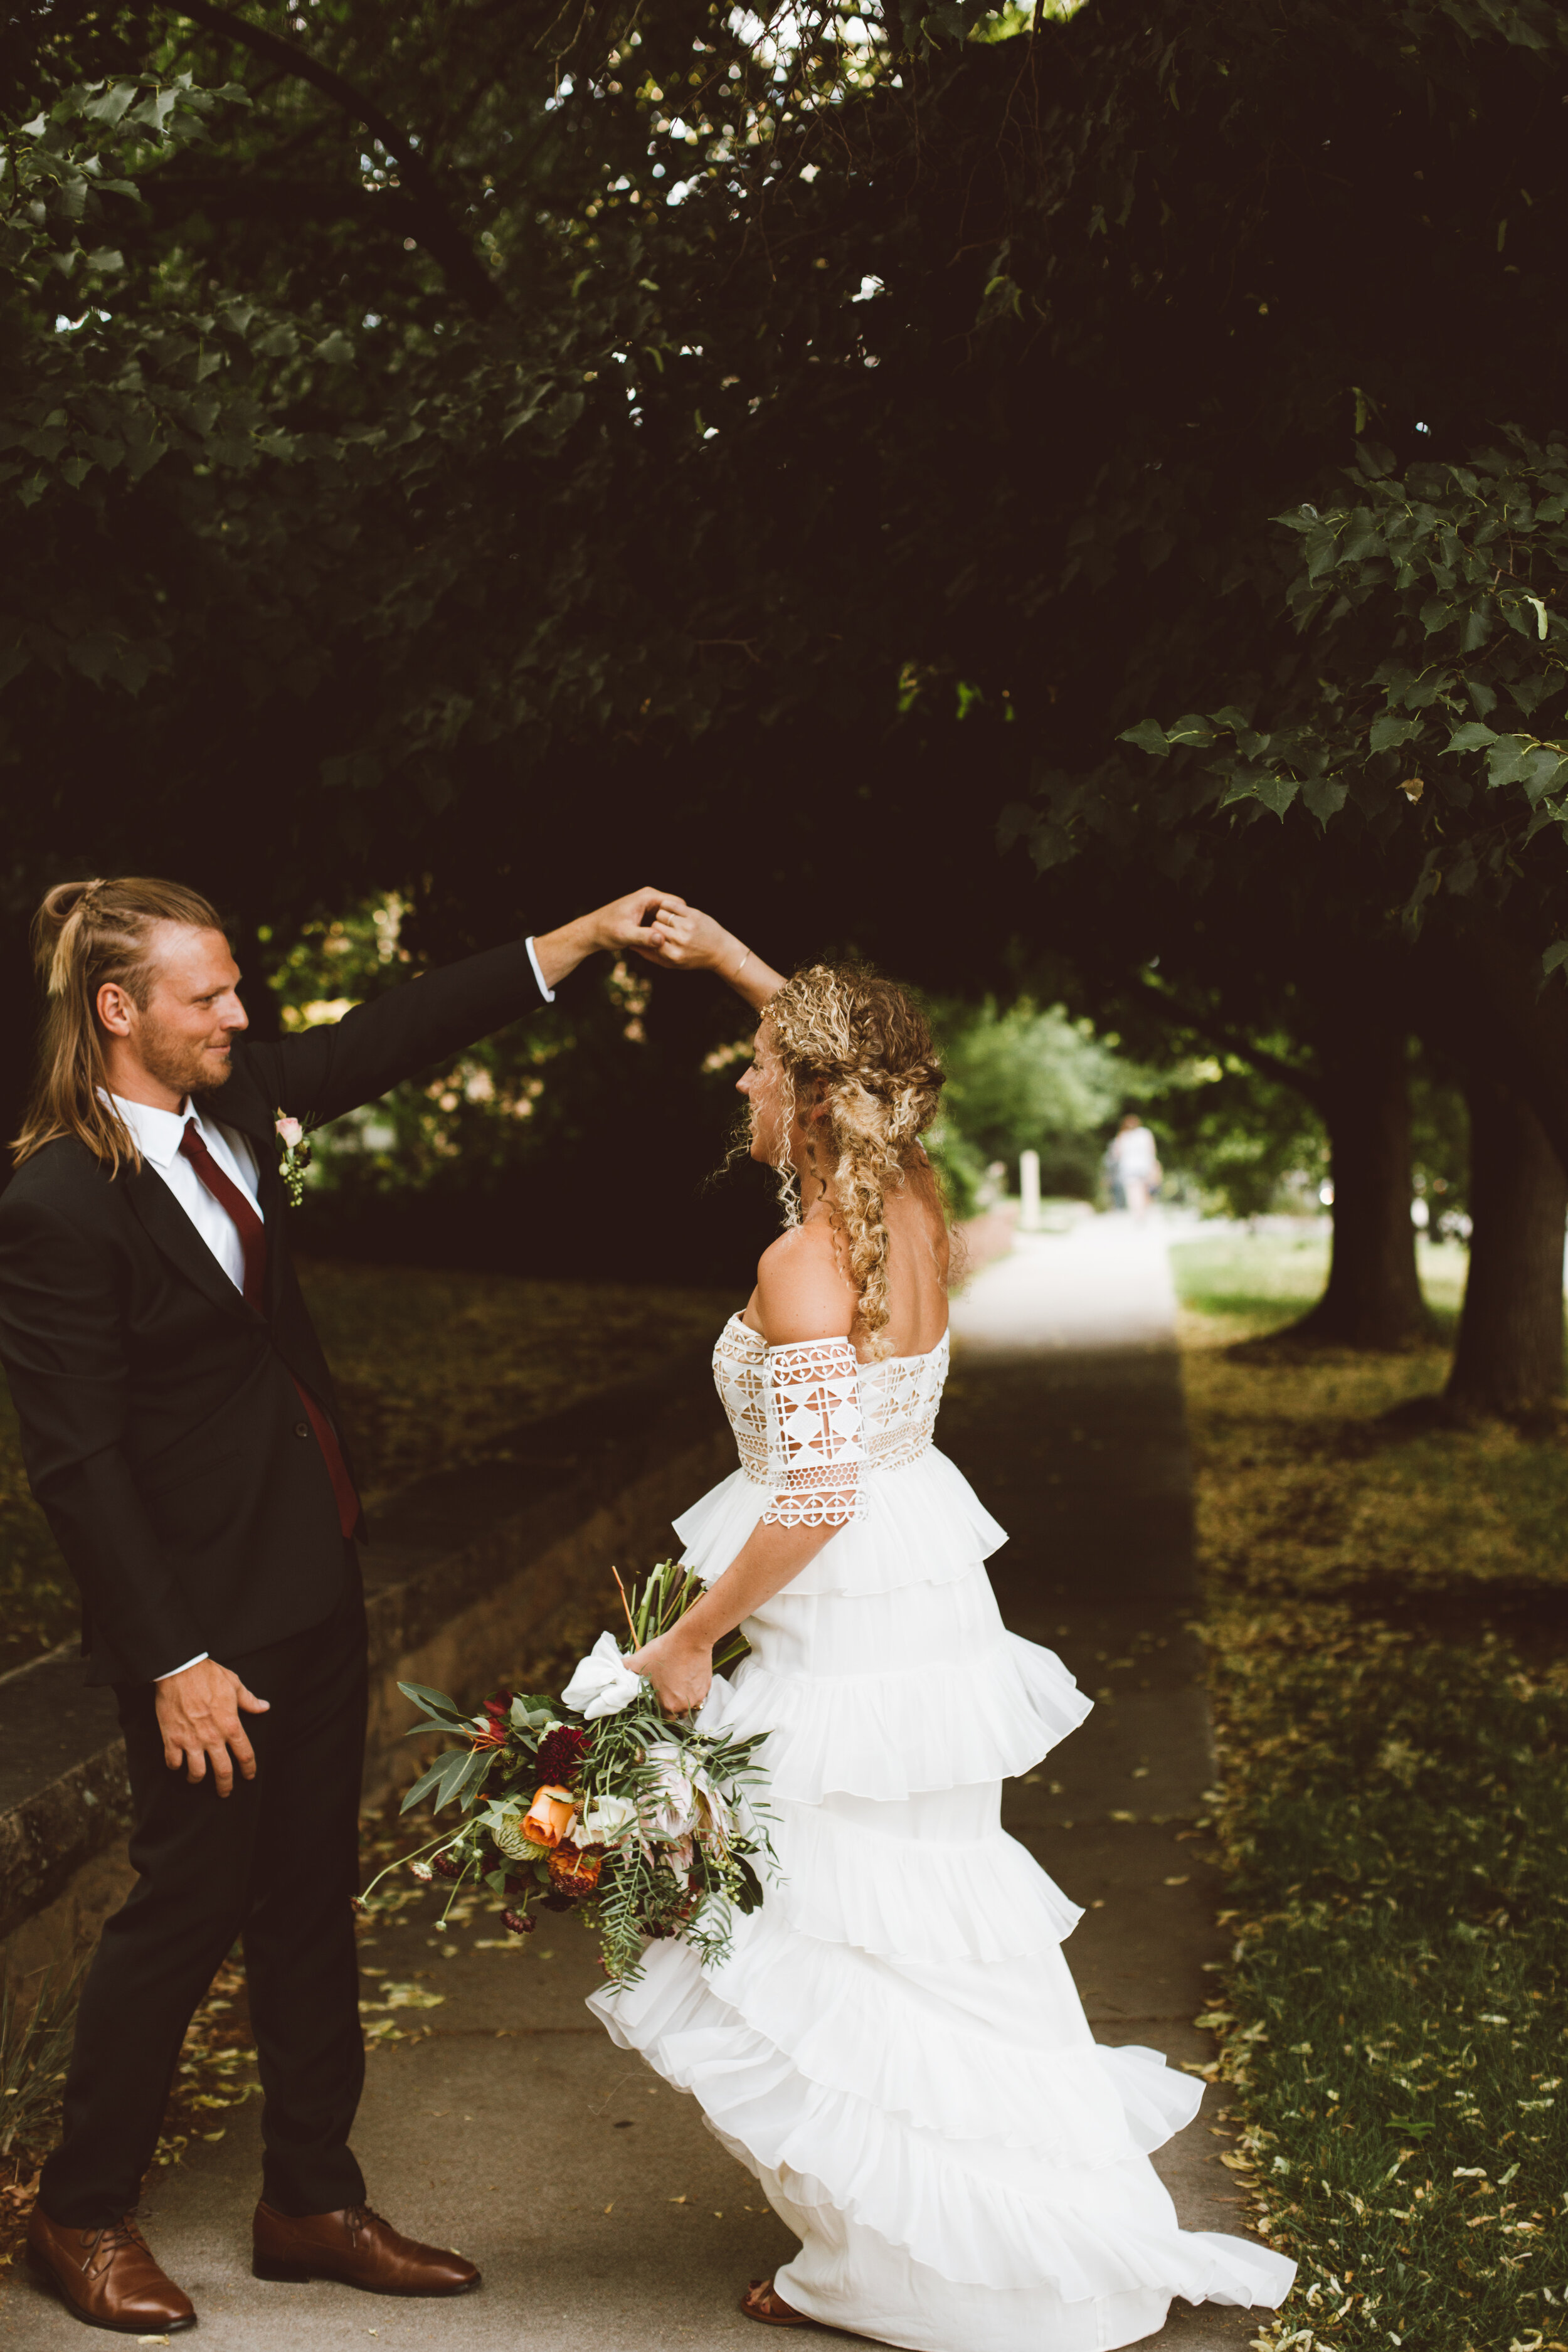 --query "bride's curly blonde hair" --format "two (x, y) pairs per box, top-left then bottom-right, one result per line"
(763, 965), (948, 1356)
